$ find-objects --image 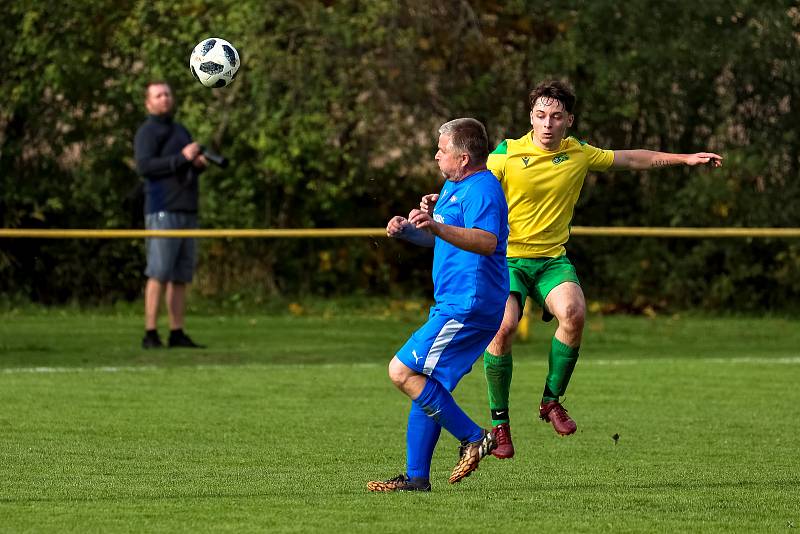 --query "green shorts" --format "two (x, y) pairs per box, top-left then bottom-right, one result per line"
(508, 255), (581, 322)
